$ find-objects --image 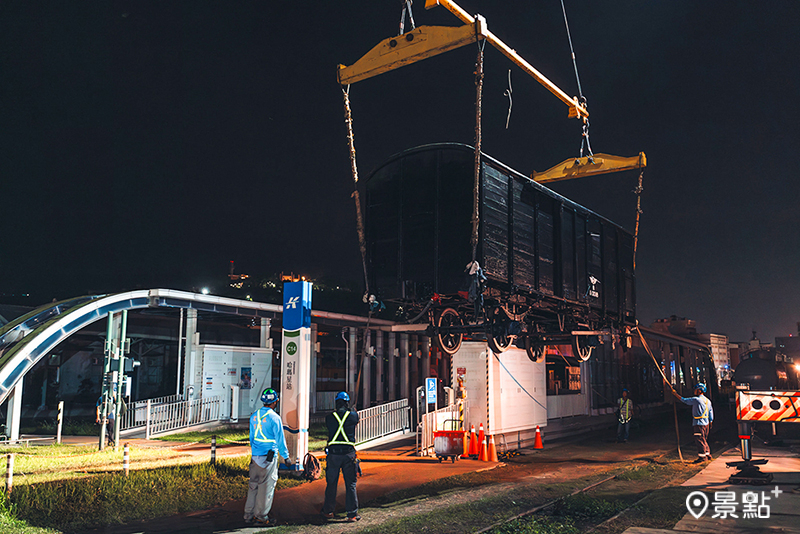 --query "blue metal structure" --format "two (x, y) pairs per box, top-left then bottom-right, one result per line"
(0, 289), (284, 408)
